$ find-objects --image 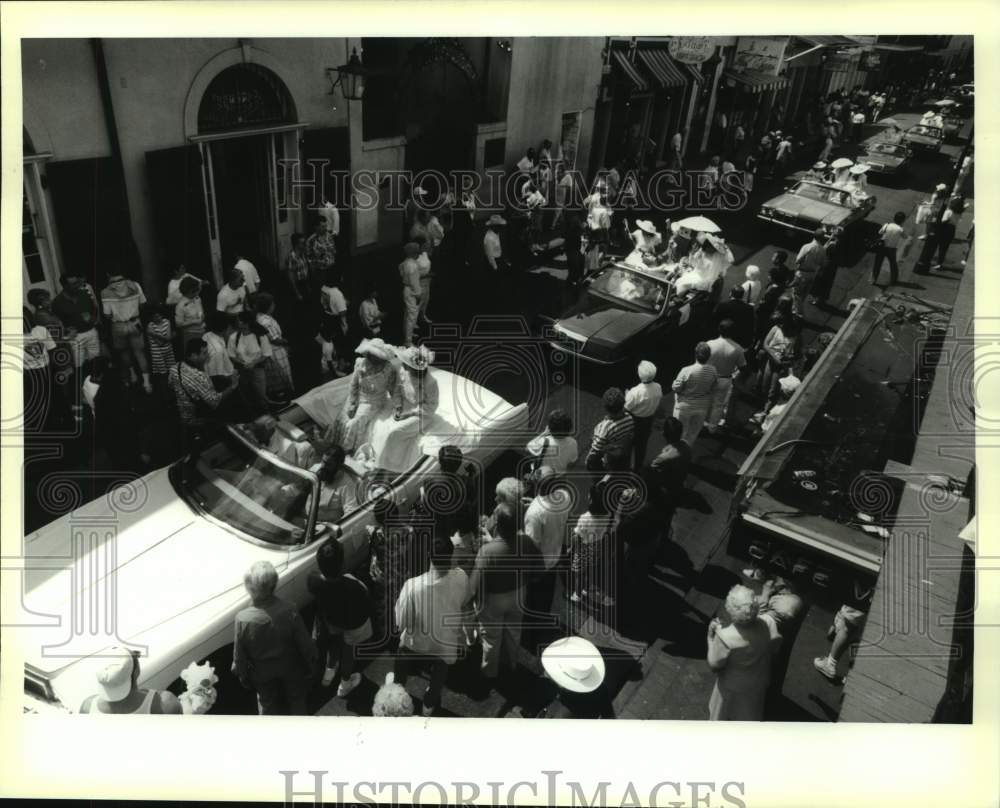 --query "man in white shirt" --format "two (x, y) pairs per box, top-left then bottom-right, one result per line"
(233, 254), (260, 295)
(705, 320), (747, 433)
(216, 270), (247, 322)
(483, 215), (507, 272)
(871, 211), (907, 287)
(624, 360), (663, 469)
(523, 466), (571, 618)
(516, 148), (538, 177)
